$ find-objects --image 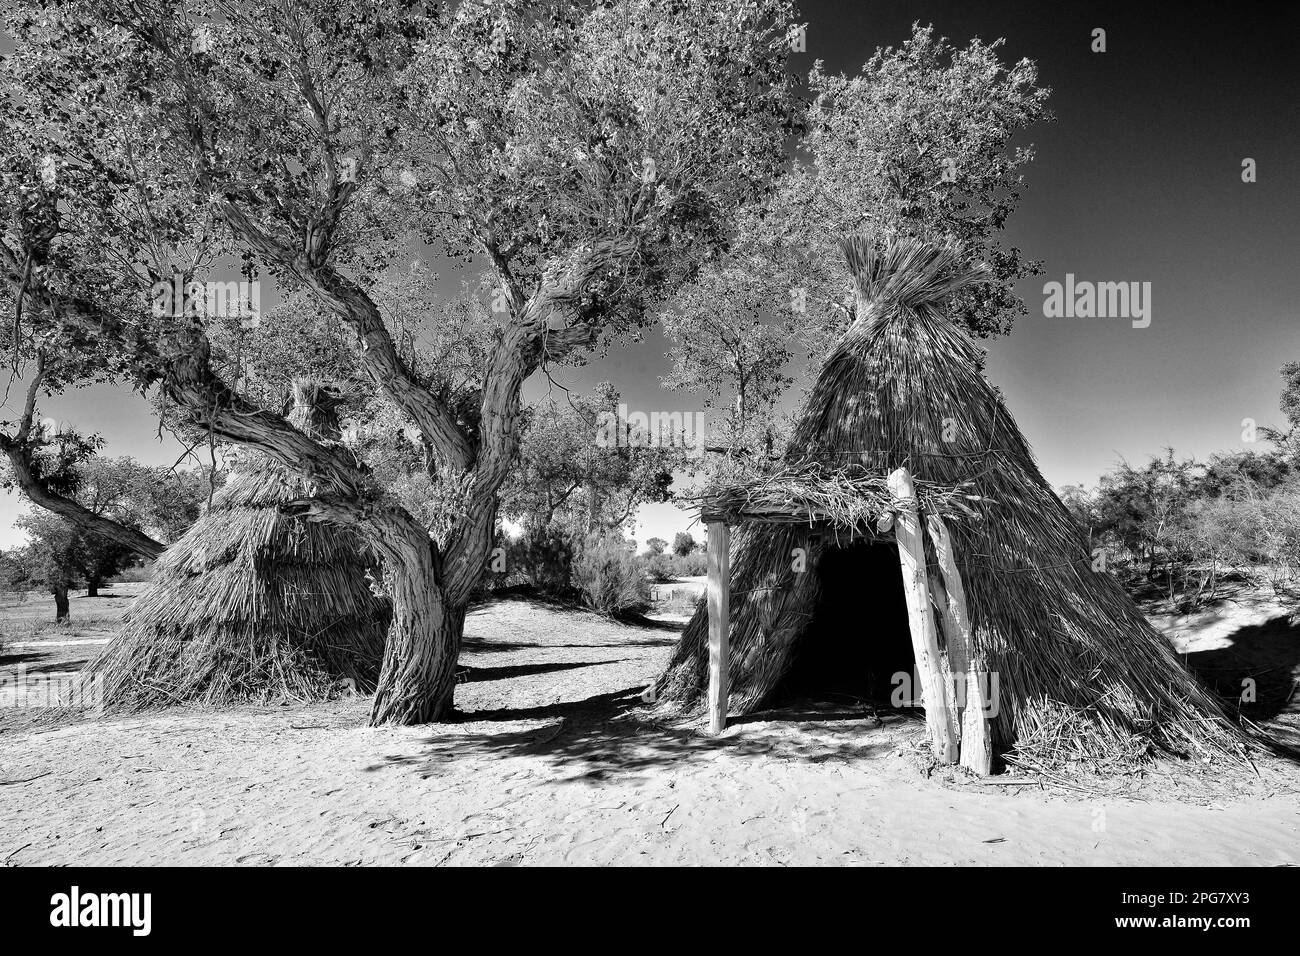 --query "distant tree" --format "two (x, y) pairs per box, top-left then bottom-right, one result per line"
(660, 264), (793, 457)
(66, 454), (215, 548)
(0, 413), (167, 560)
(1092, 451), (1200, 578)
(644, 537), (668, 556)
(502, 384), (679, 536)
(1255, 361), (1300, 463)
(672, 531), (697, 557)
(1278, 361), (1300, 432)
(1057, 483), (1098, 545)
(2, 430), (217, 567)
(1198, 449), (1291, 500)
(11, 512), (121, 619)
(0, 548), (30, 607)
